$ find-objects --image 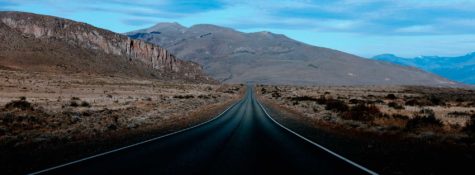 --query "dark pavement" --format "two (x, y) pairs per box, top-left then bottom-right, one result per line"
(32, 87), (372, 175)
